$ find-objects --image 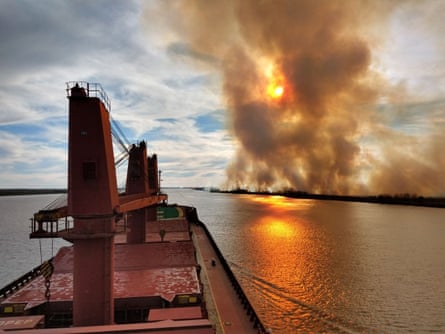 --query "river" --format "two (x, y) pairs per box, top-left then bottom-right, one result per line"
(1, 189), (445, 333)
